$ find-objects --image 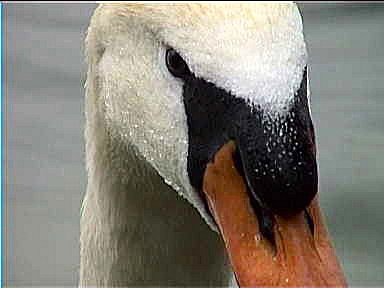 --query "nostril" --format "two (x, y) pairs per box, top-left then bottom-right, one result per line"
(233, 145), (277, 250)
(233, 146), (245, 178)
(304, 209), (314, 236)
(249, 193), (277, 252)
